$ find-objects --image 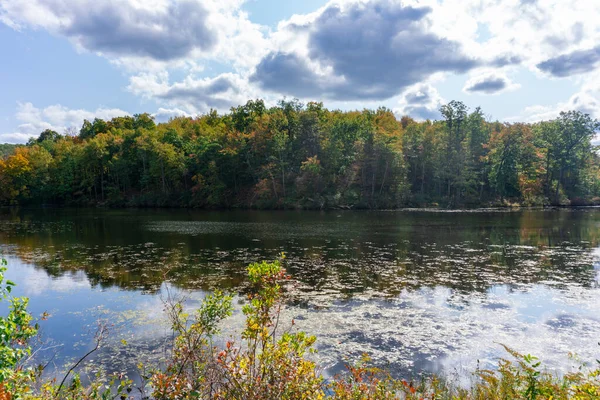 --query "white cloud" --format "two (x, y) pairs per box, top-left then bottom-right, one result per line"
(0, 0), (268, 71)
(248, 0), (600, 116)
(394, 83), (444, 120)
(249, 0), (600, 103)
(128, 71), (257, 114)
(510, 85), (600, 123)
(3, 0), (600, 120)
(0, 102), (129, 143)
(416, 0), (600, 71)
(1, 0), (214, 60)
(153, 107), (194, 122)
(0, 132), (40, 144)
(251, 0), (479, 101)
(463, 71), (520, 95)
